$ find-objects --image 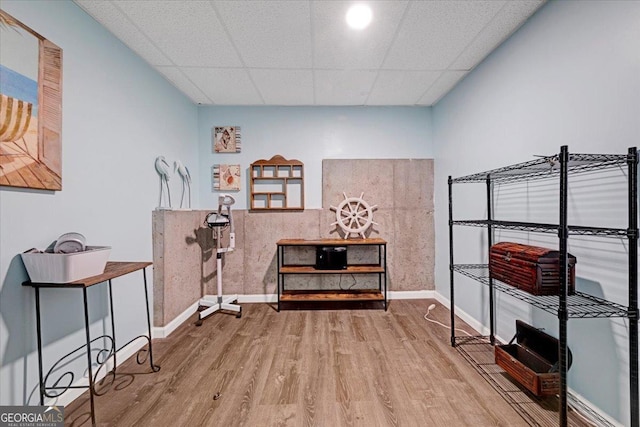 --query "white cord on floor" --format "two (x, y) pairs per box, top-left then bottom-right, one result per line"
(424, 304), (473, 337)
